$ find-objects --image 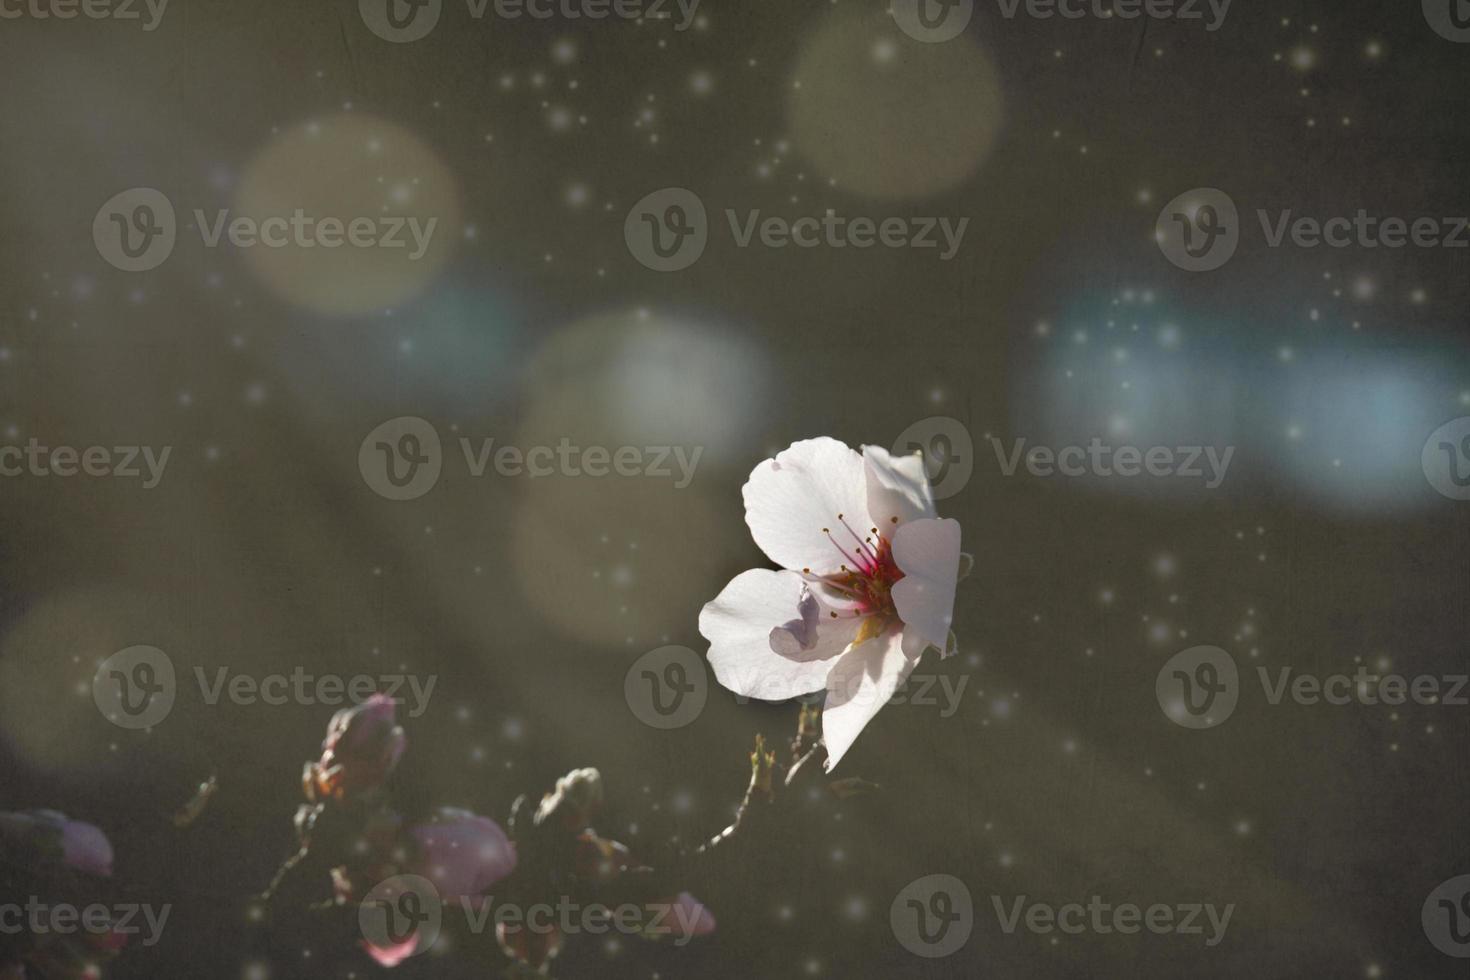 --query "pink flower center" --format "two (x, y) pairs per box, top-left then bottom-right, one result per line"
(813, 513), (904, 619)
